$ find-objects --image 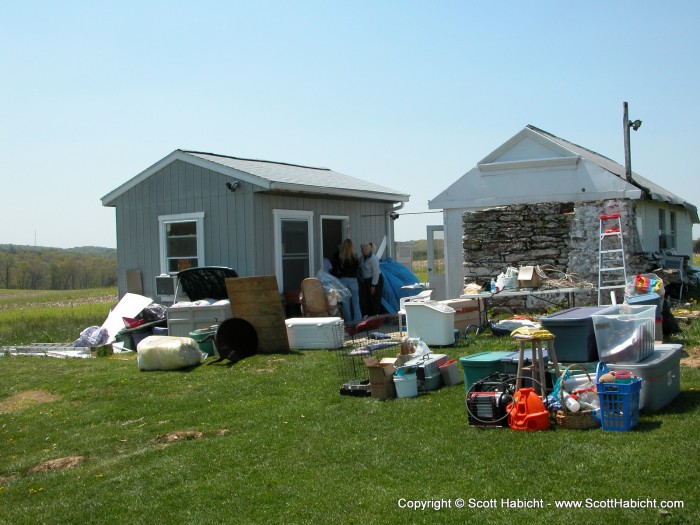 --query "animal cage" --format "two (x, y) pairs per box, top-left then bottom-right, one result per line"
(337, 314), (404, 396)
